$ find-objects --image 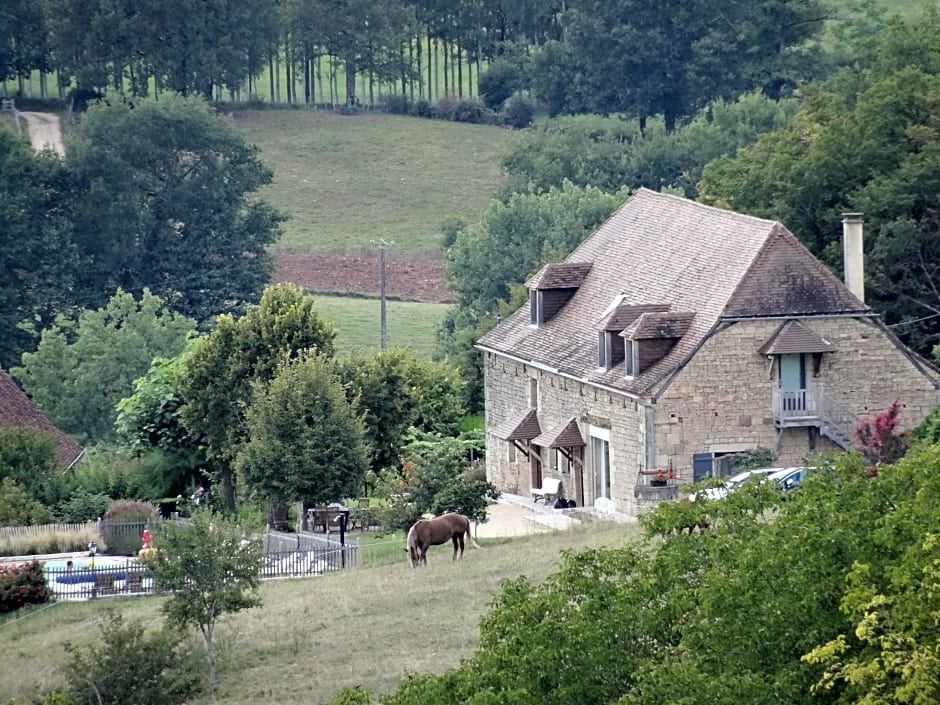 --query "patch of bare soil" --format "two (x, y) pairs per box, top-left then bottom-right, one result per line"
(273, 252), (453, 304)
